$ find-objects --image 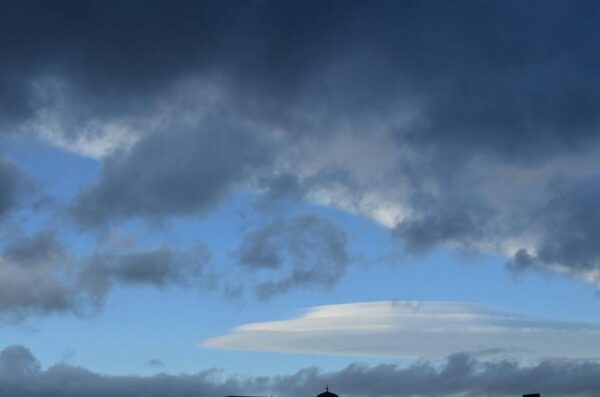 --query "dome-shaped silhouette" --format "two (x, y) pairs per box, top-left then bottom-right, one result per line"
(317, 386), (338, 397)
